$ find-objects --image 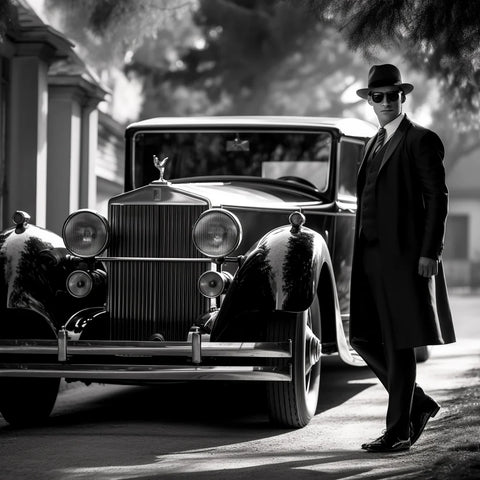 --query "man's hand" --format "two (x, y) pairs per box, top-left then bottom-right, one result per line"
(418, 257), (438, 277)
